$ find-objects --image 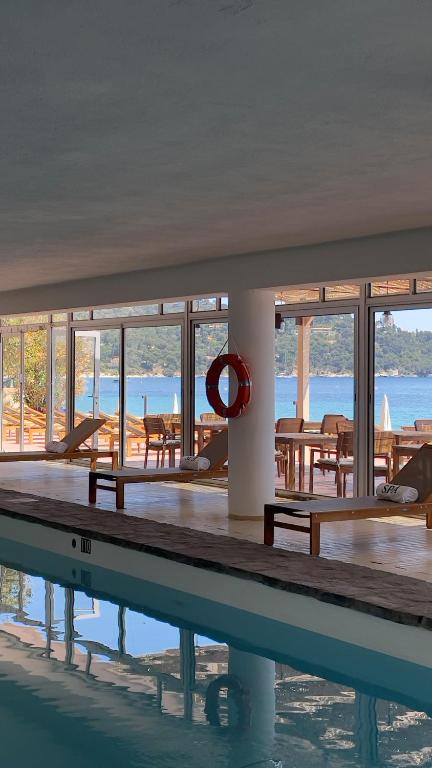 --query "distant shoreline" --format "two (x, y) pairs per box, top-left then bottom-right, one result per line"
(92, 372), (430, 379)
